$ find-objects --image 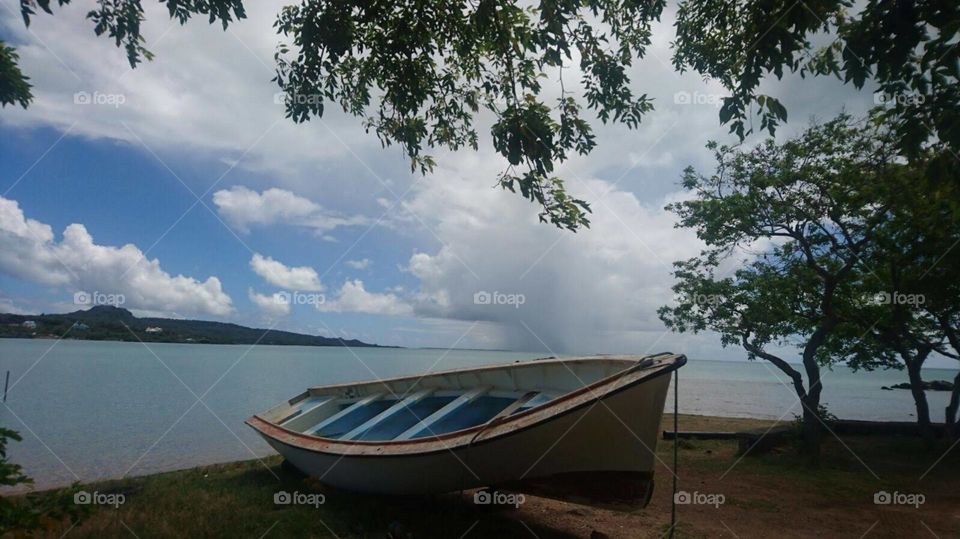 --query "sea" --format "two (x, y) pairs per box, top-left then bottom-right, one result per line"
(1, 339), (956, 490)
